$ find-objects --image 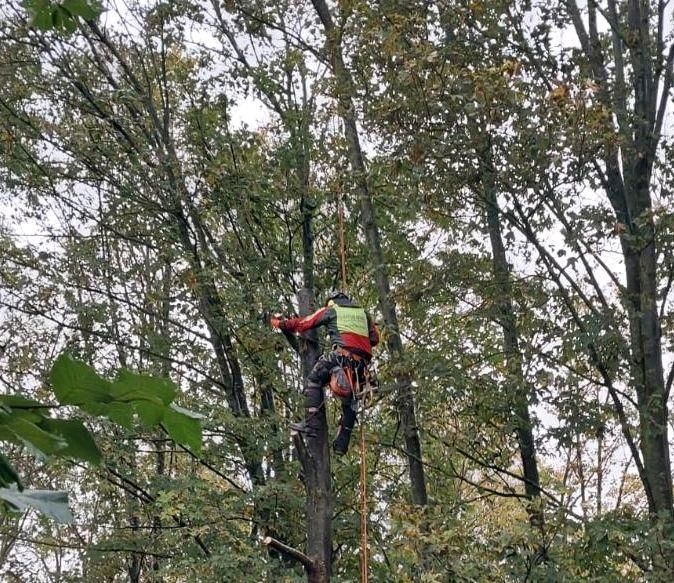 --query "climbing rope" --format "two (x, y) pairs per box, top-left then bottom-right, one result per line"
(358, 382), (372, 583)
(337, 189), (369, 582)
(337, 189), (348, 292)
